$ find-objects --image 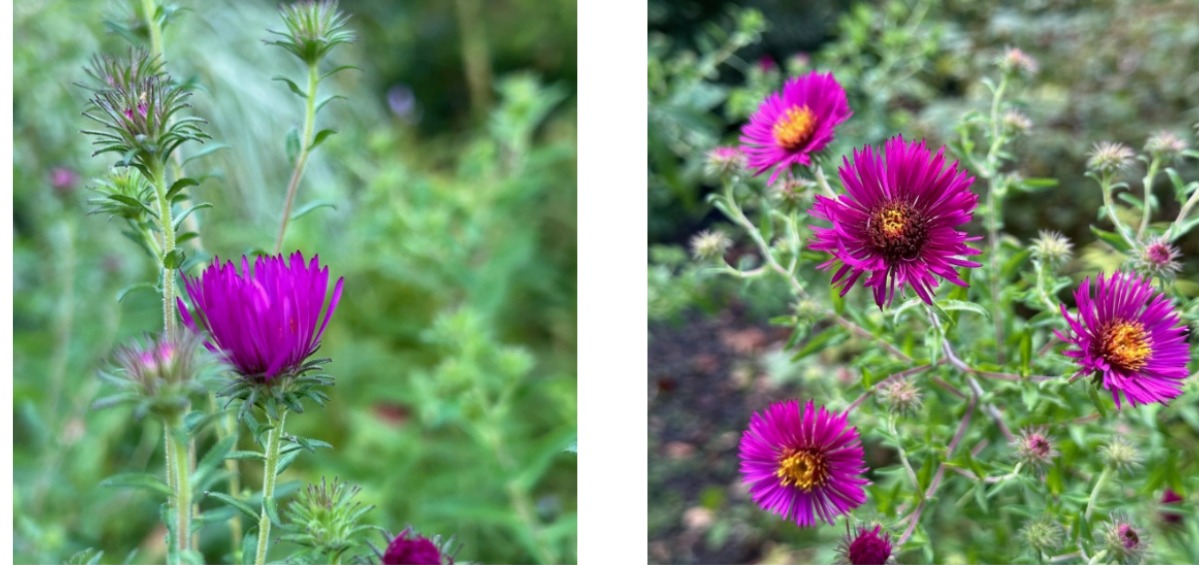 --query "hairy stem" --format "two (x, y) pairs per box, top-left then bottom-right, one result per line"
(813, 164), (837, 199)
(274, 63), (320, 254)
(1099, 176), (1136, 247)
(255, 409), (288, 565)
(150, 160), (178, 339)
(1137, 157), (1161, 240)
(1169, 187), (1199, 239)
(1084, 467), (1111, 521)
(985, 74), (1009, 361)
(140, 0), (164, 62)
(166, 417), (192, 562)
